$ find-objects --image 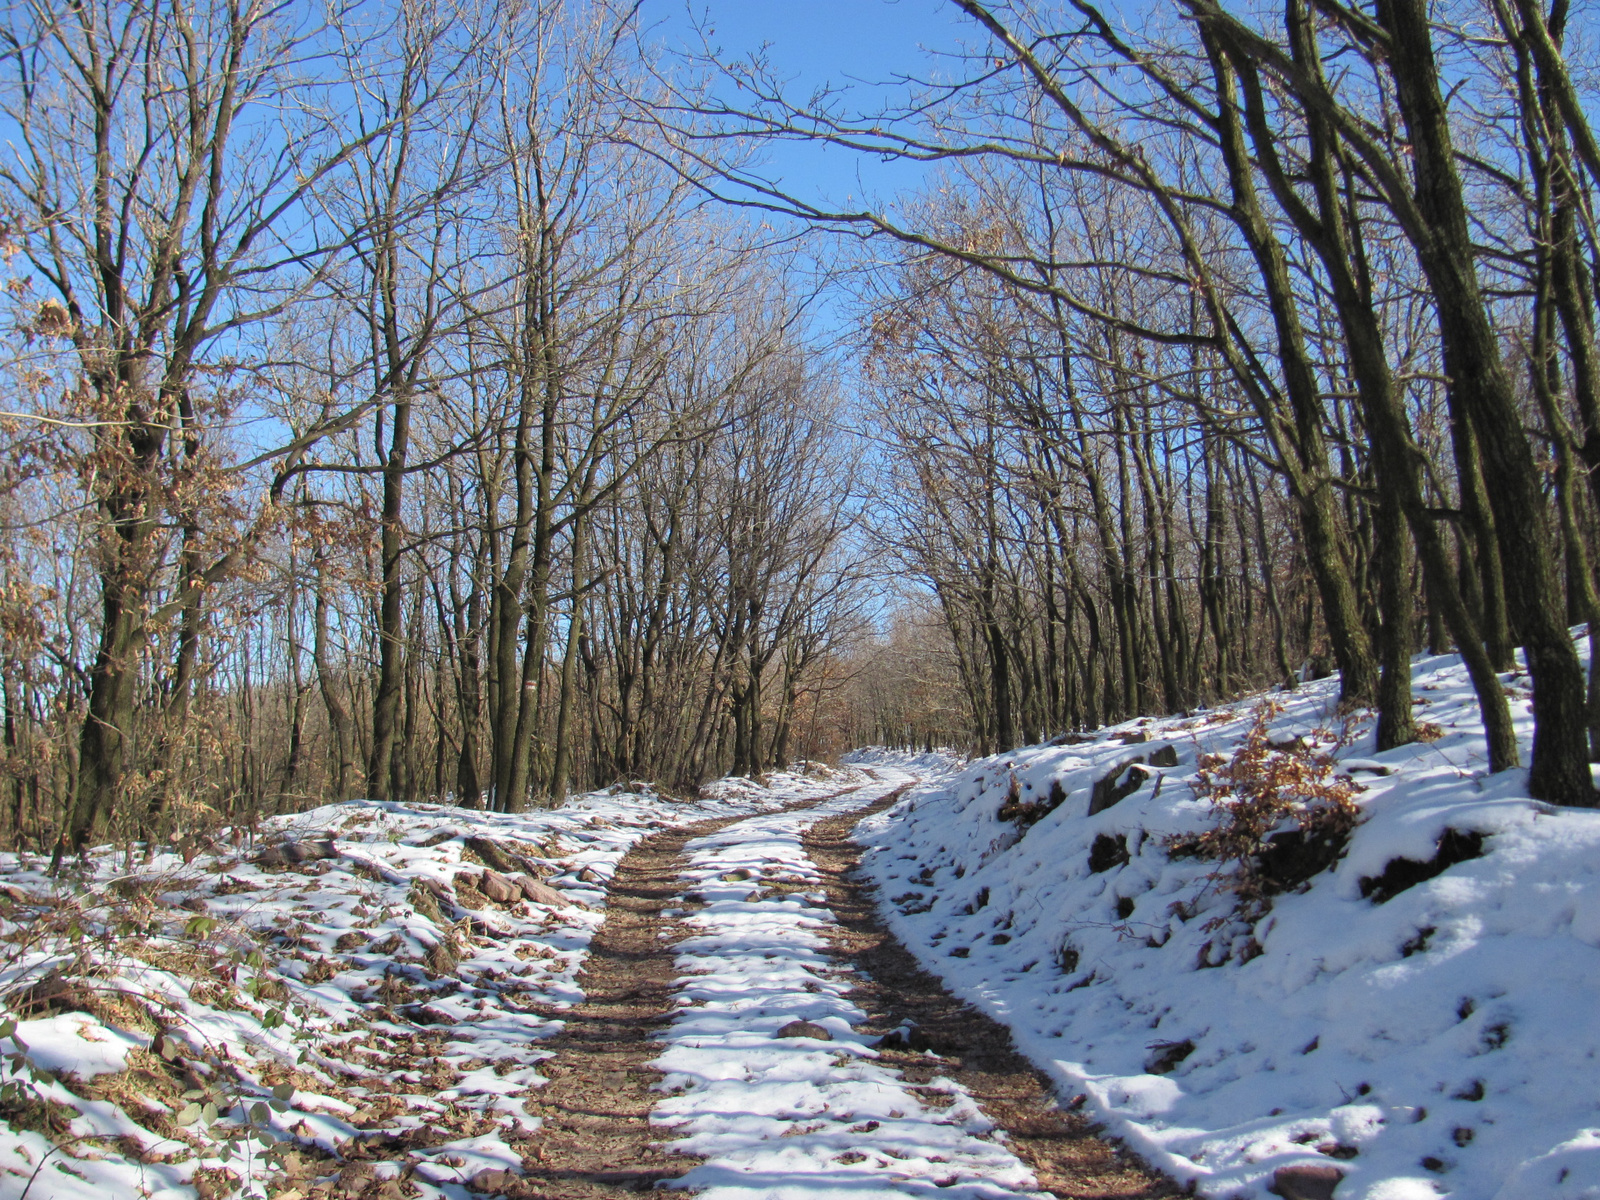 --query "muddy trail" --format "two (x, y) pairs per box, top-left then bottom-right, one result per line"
(515, 778), (1174, 1199)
